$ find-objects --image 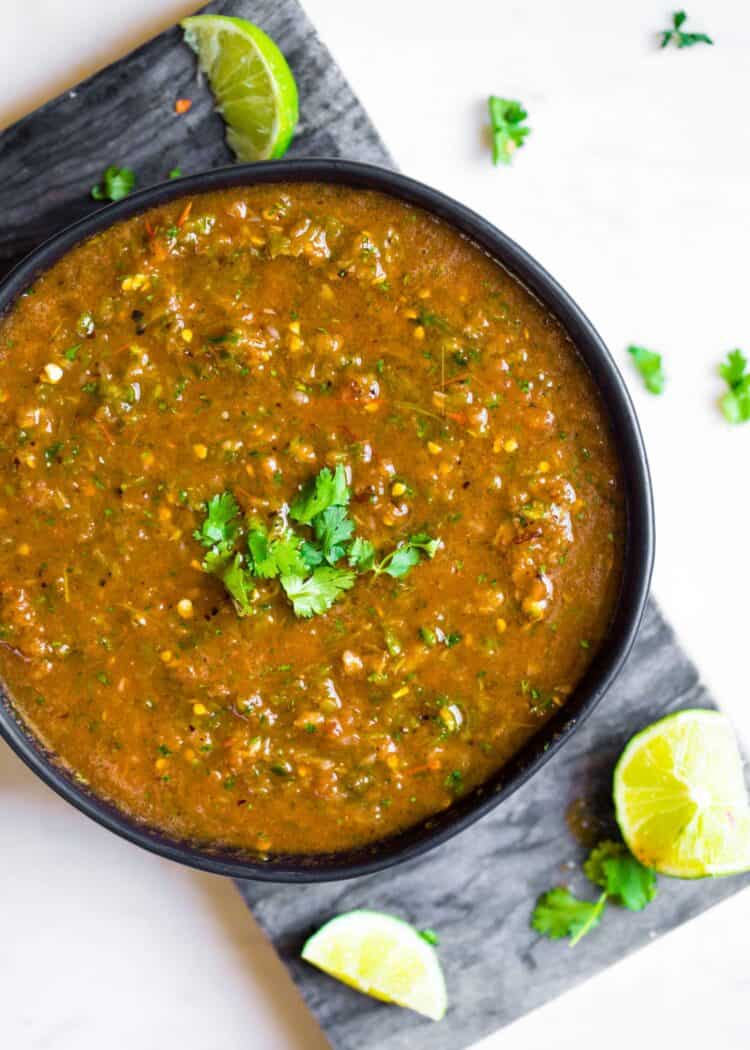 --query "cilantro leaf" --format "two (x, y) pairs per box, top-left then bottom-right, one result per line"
(583, 841), (657, 911)
(382, 545), (421, 578)
(348, 536), (376, 571)
(408, 532), (441, 559)
(194, 491), (240, 549)
(488, 96), (531, 166)
(221, 554), (255, 617)
(313, 505), (355, 565)
(531, 888), (608, 946)
(627, 345), (665, 395)
(280, 567), (356, 618)
(300, 541), (325, 569)
(246, 523), (308, 578)
(271, 534), (309, 577)
(247, 525), (273, 576)
(720, 348), (747, 387)
(719, 349), (750, 423)
(372, 533), (441, 578)
(660, 10), (713, 48)
(290, 464), (349, 524)
(91, 165), (136, 202)
(203, 544), (234, 575)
